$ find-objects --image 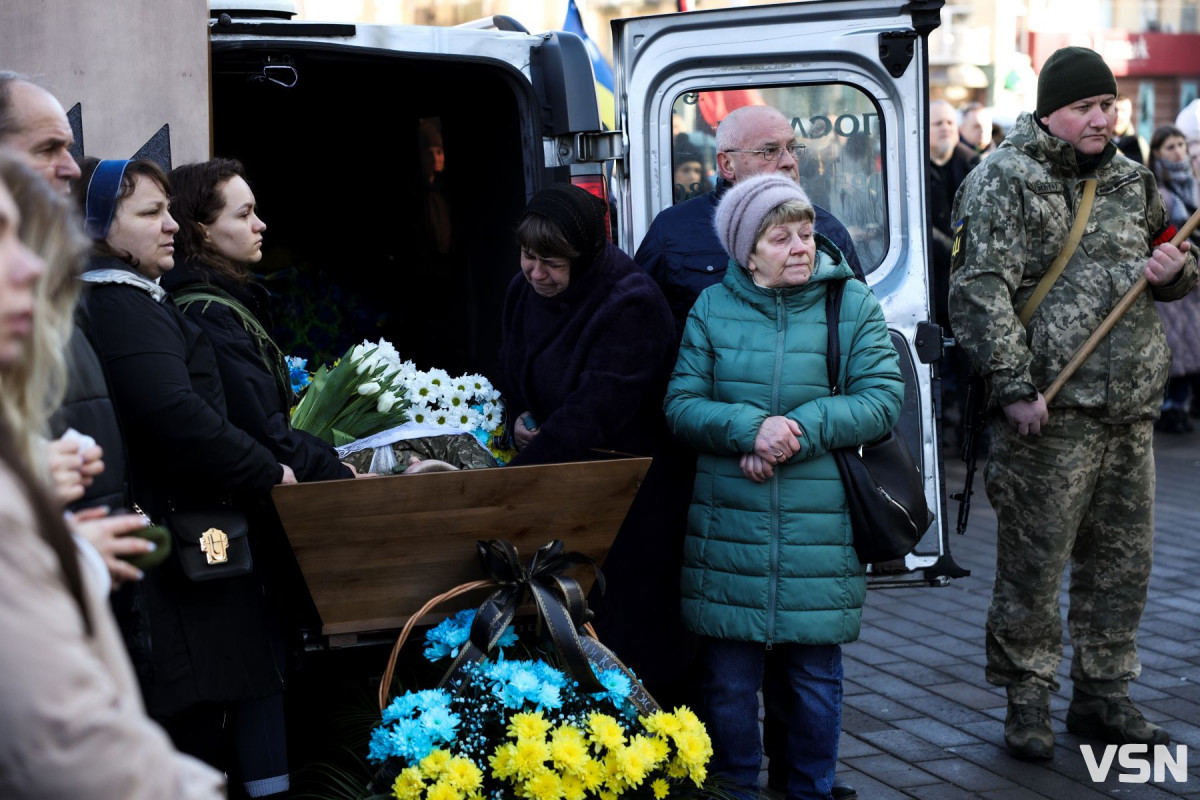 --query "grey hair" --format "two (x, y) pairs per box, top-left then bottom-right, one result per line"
(0, 71), (36, 143)
(715, 105), (791, 153)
